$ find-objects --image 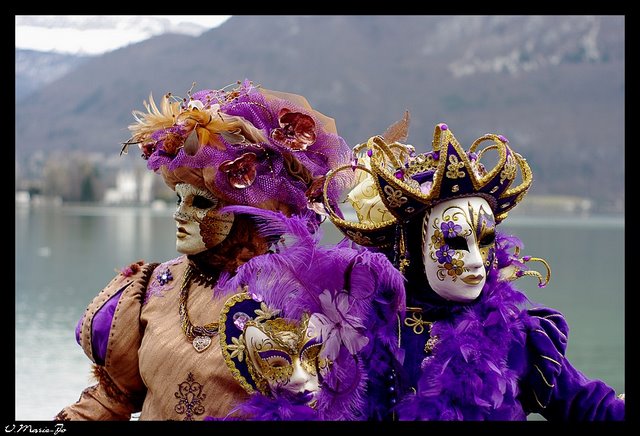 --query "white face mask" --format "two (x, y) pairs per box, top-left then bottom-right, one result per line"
(422, 197), (496, 302)
(173, 183), (235, 255)
(244, 317), (322, 407)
